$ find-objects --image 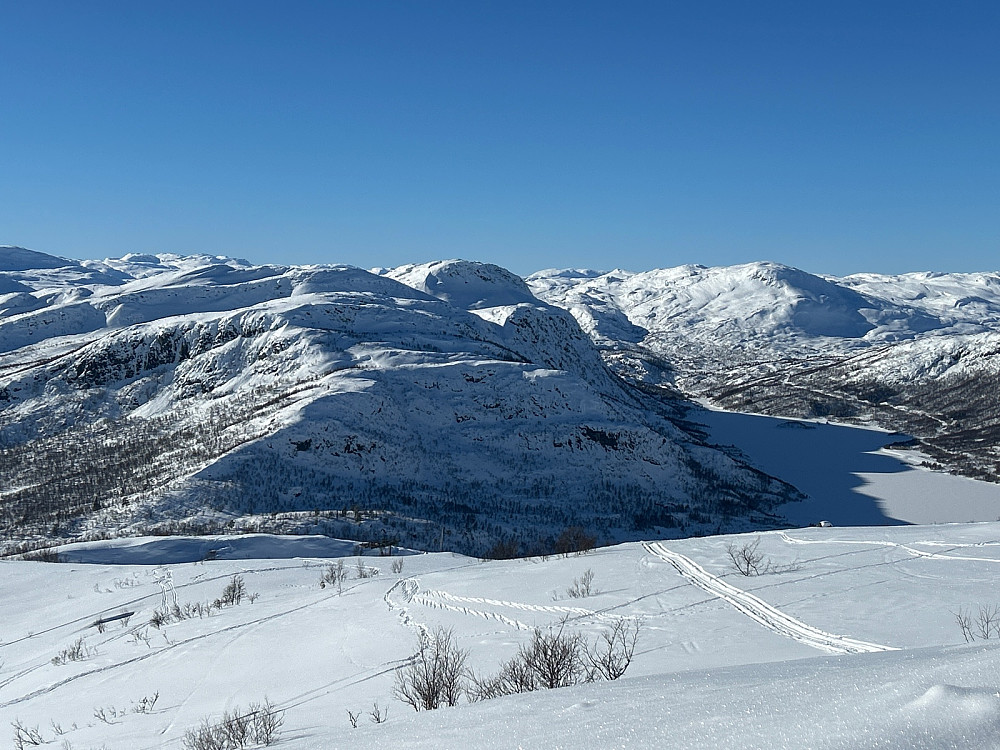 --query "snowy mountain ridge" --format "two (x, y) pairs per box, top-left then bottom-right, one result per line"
(529, 261), (1000, 482)
(0, 247), (794, 556)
